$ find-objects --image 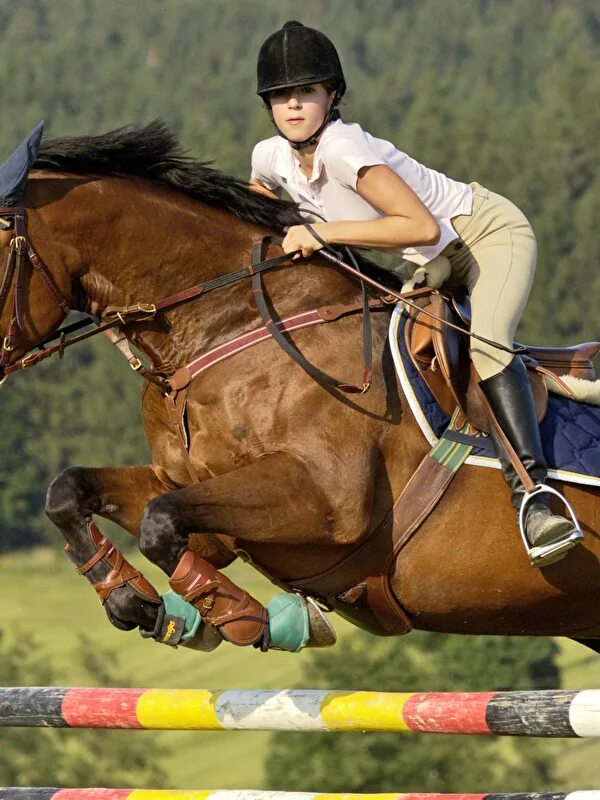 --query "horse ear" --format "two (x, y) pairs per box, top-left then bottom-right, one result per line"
(0, 120), (45, 208)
